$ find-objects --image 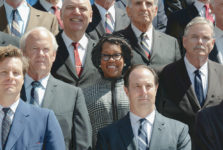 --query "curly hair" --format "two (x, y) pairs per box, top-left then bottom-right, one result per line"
(91, 34), (133, 76)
